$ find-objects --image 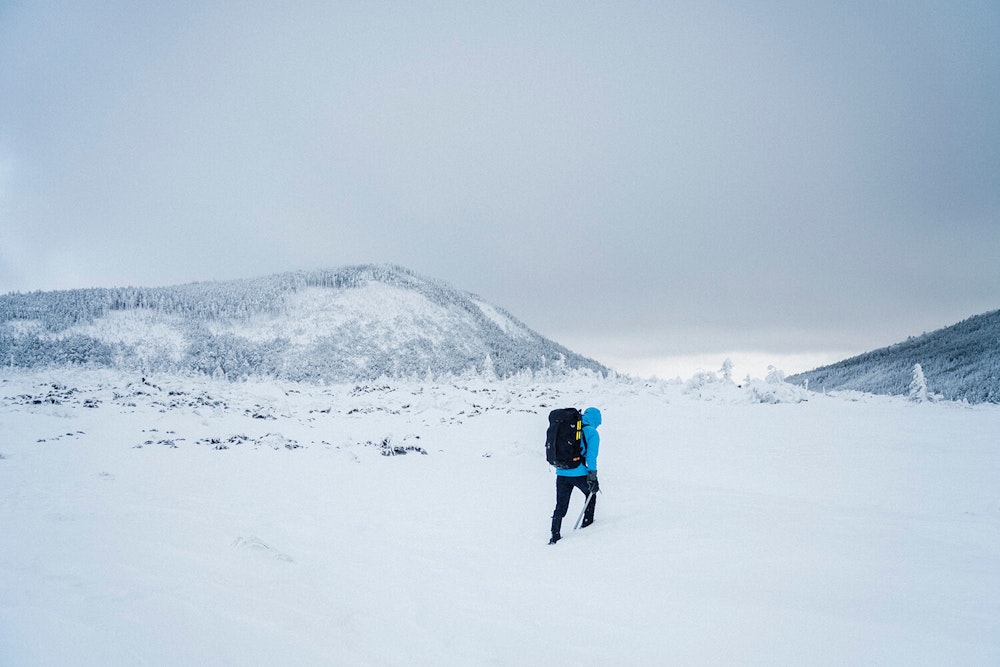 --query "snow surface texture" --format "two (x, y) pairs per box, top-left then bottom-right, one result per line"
(1, 368), (999, 666)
